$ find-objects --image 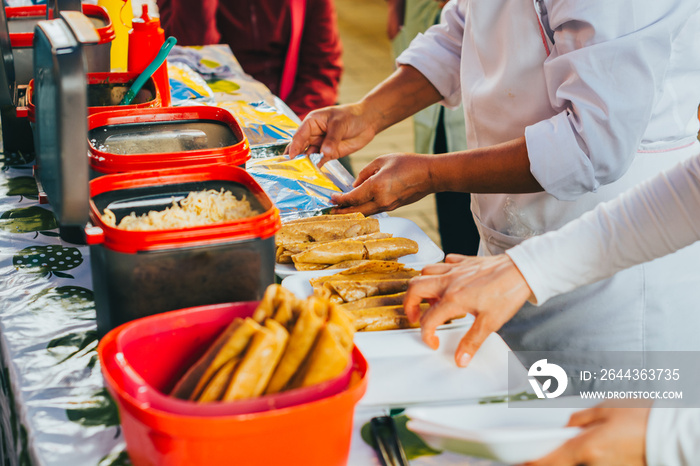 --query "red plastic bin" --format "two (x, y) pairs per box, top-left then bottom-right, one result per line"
(110, 301), (353, 416)
(27, 71), (162, 122)
(98, 301), (369, 466)
(7, 4), (114, 85)
(87, 106), (251, 176)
